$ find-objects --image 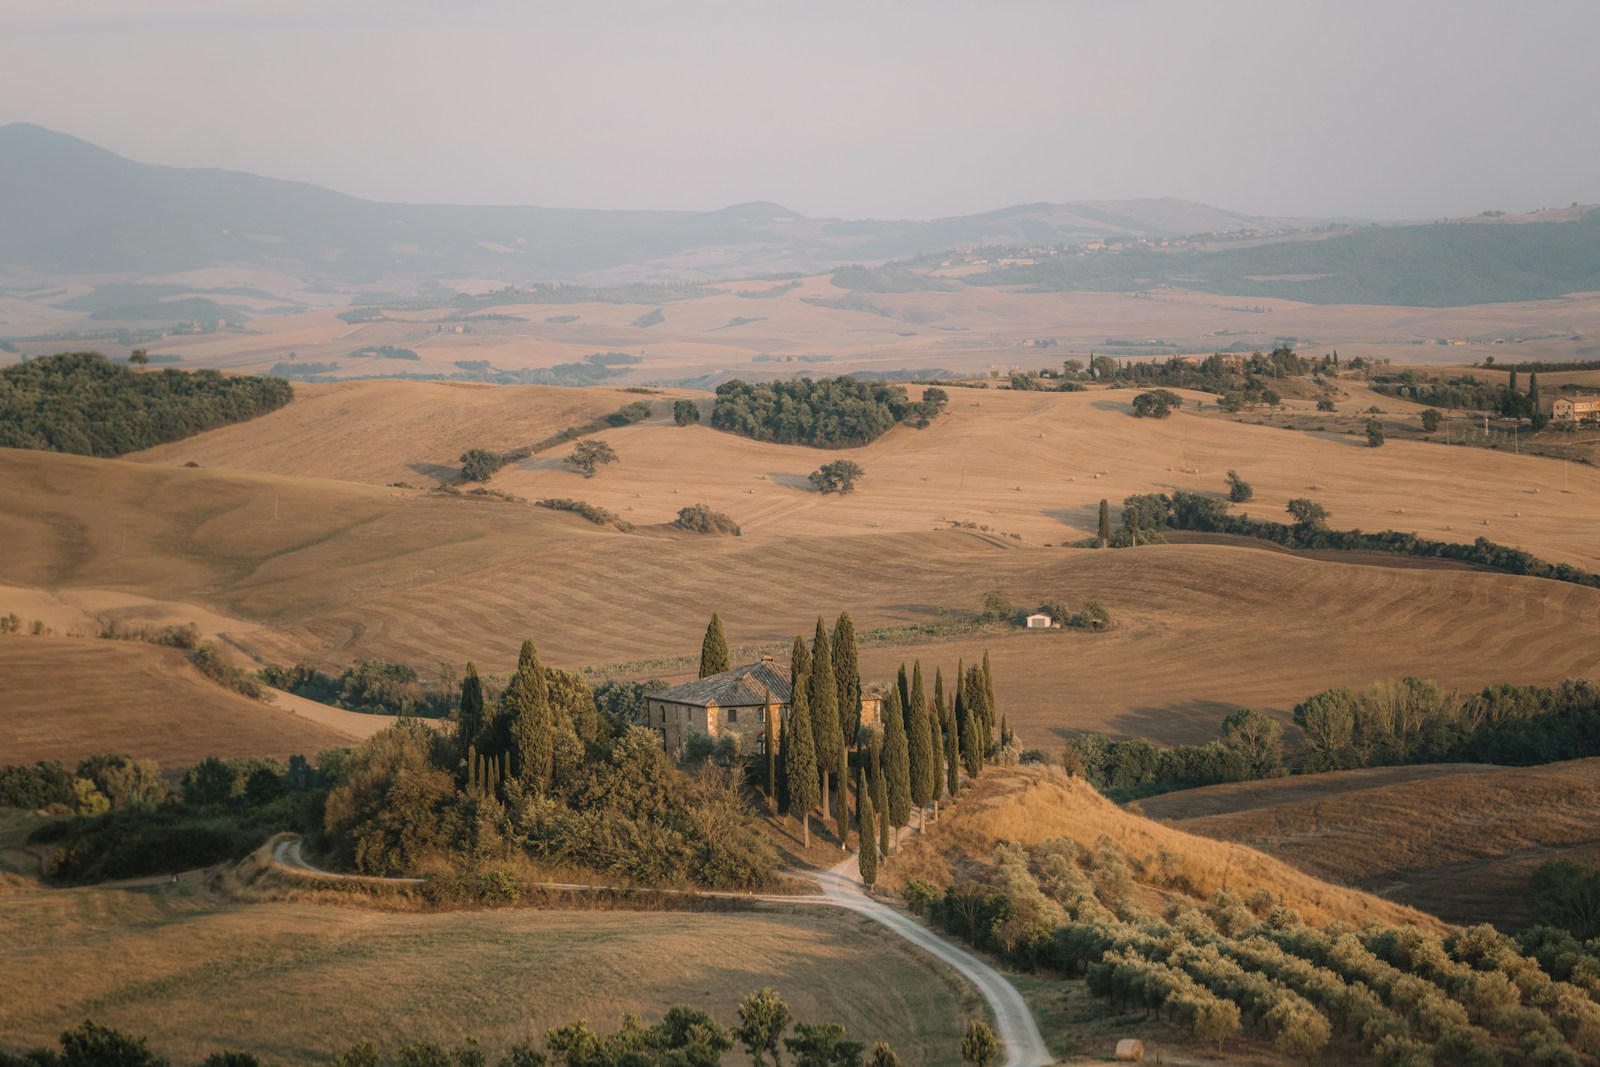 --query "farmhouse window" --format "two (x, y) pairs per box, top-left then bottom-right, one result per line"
(728, 708), (738, 723)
